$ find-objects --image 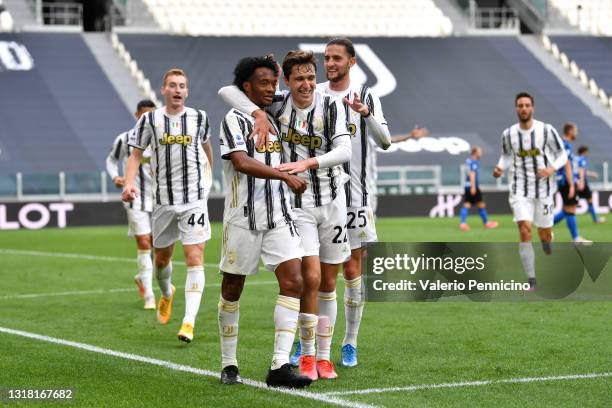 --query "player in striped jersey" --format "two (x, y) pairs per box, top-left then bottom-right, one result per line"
(218, 51), (352, 380)
(493, 92), (568, 291)
(106, 99), (156, 309)
(300, 38), (390, 369)
(216, 56), (311, 388)
(122, 68), (214, 343)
